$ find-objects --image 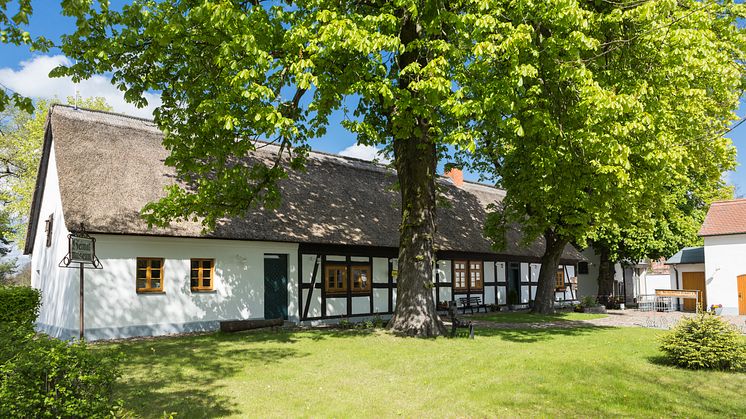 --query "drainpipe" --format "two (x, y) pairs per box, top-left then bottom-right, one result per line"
(621, 263), (627, 305)
(672, 265), (680, 311)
